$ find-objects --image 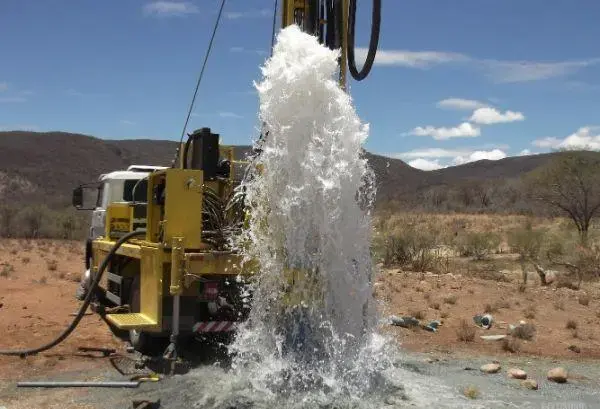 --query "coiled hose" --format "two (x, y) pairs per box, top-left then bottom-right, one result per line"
(347, 0), (381, 81)
(0, 229), (146, 357)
